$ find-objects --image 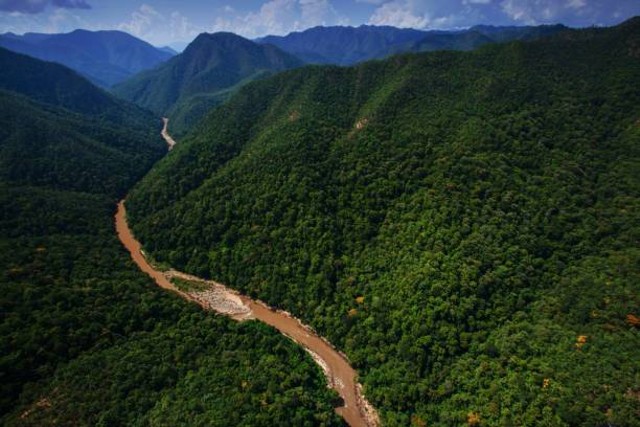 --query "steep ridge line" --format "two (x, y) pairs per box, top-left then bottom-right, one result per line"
(114, 125), (380, 427)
